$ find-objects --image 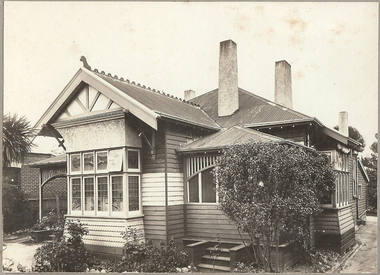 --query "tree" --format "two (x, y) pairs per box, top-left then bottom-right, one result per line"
(3, 184), (34, 233)
(362, 133), (377, 210)
(334, 125), (365, 152)
(3, 113), (35, 167)
(214, 141), (336, 272)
